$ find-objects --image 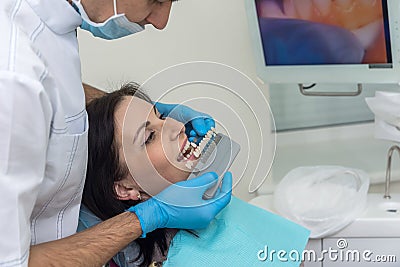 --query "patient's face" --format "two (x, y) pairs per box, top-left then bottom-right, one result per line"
(115, 96), (197, 196)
